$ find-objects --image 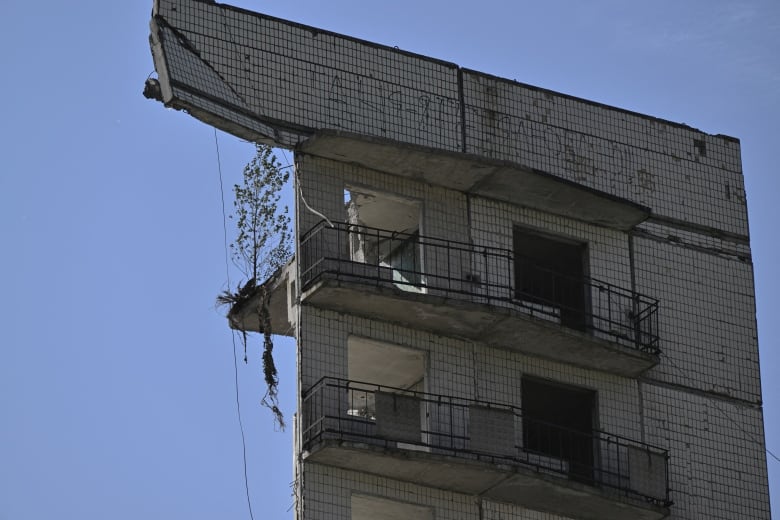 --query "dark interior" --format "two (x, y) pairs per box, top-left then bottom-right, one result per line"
(522, 377), (597, 482)
(514, 227), (588, 331)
